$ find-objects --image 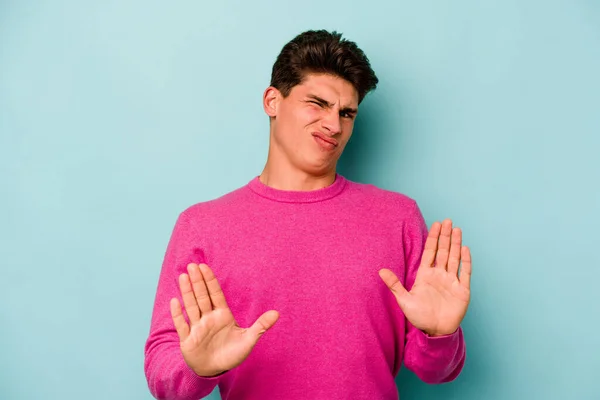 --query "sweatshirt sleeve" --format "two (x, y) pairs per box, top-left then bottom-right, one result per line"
(401, 200), (466, 384)
(144, 210), (223, 400)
